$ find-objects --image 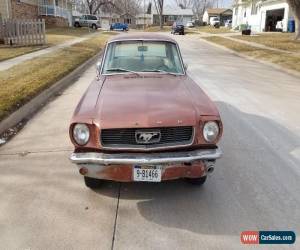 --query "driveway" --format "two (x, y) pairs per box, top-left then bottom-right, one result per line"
(0, 34), (299, 250)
